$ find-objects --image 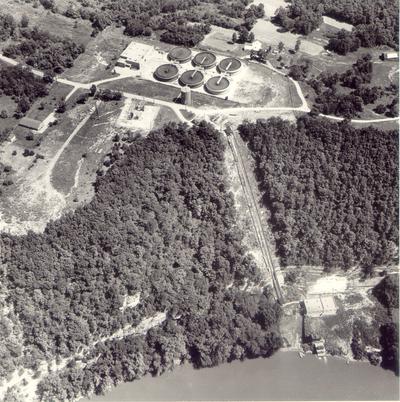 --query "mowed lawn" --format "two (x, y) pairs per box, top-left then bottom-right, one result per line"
(27, 82), (75, 121)
(0, 95), (18, 133)
(98, 78), (240, 108)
